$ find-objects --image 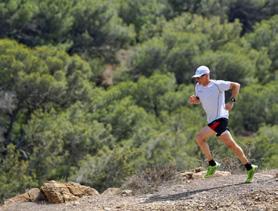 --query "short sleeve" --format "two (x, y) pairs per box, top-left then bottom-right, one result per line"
(215, 80), (231, 92)
(195, 83), (199, 96)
